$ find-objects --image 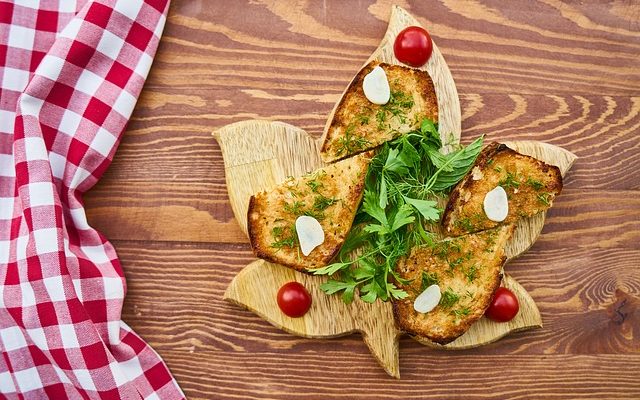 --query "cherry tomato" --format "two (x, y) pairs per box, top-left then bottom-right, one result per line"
(277, 282), (312, 318)
(485, 287), (519, 322)
(393, 26), (433, 67)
